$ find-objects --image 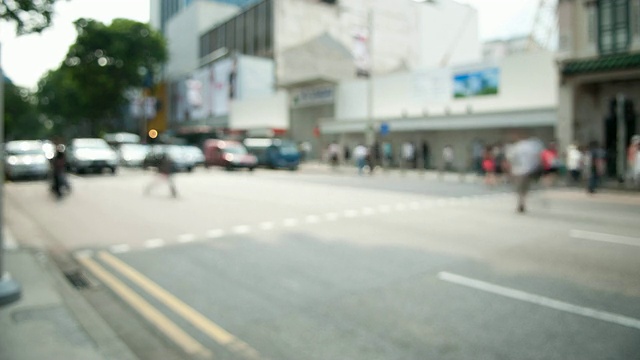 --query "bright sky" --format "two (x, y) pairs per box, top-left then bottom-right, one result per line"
(0, 0), (150, 89)
(0, 0), (539, 89)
